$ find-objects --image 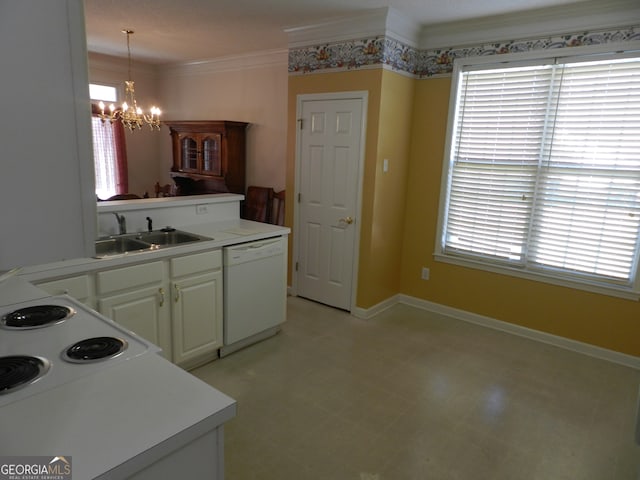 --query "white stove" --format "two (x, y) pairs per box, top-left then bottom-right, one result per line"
(0, 294), (159, 407)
